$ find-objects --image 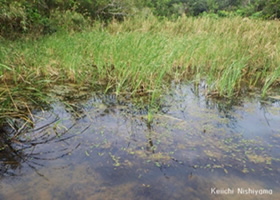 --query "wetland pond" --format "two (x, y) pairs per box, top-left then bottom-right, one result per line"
(1, 83), (280, 200)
